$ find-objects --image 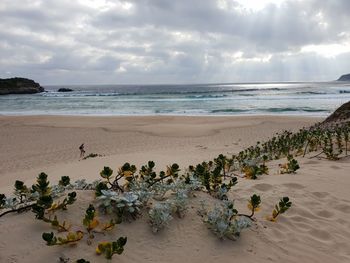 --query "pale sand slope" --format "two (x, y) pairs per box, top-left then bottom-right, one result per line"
(1, 115), (350, 263)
